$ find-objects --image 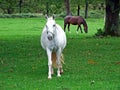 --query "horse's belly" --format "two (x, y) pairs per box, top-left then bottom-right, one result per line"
(55, 36), (66, 50)
(72, 23), (77, 25)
